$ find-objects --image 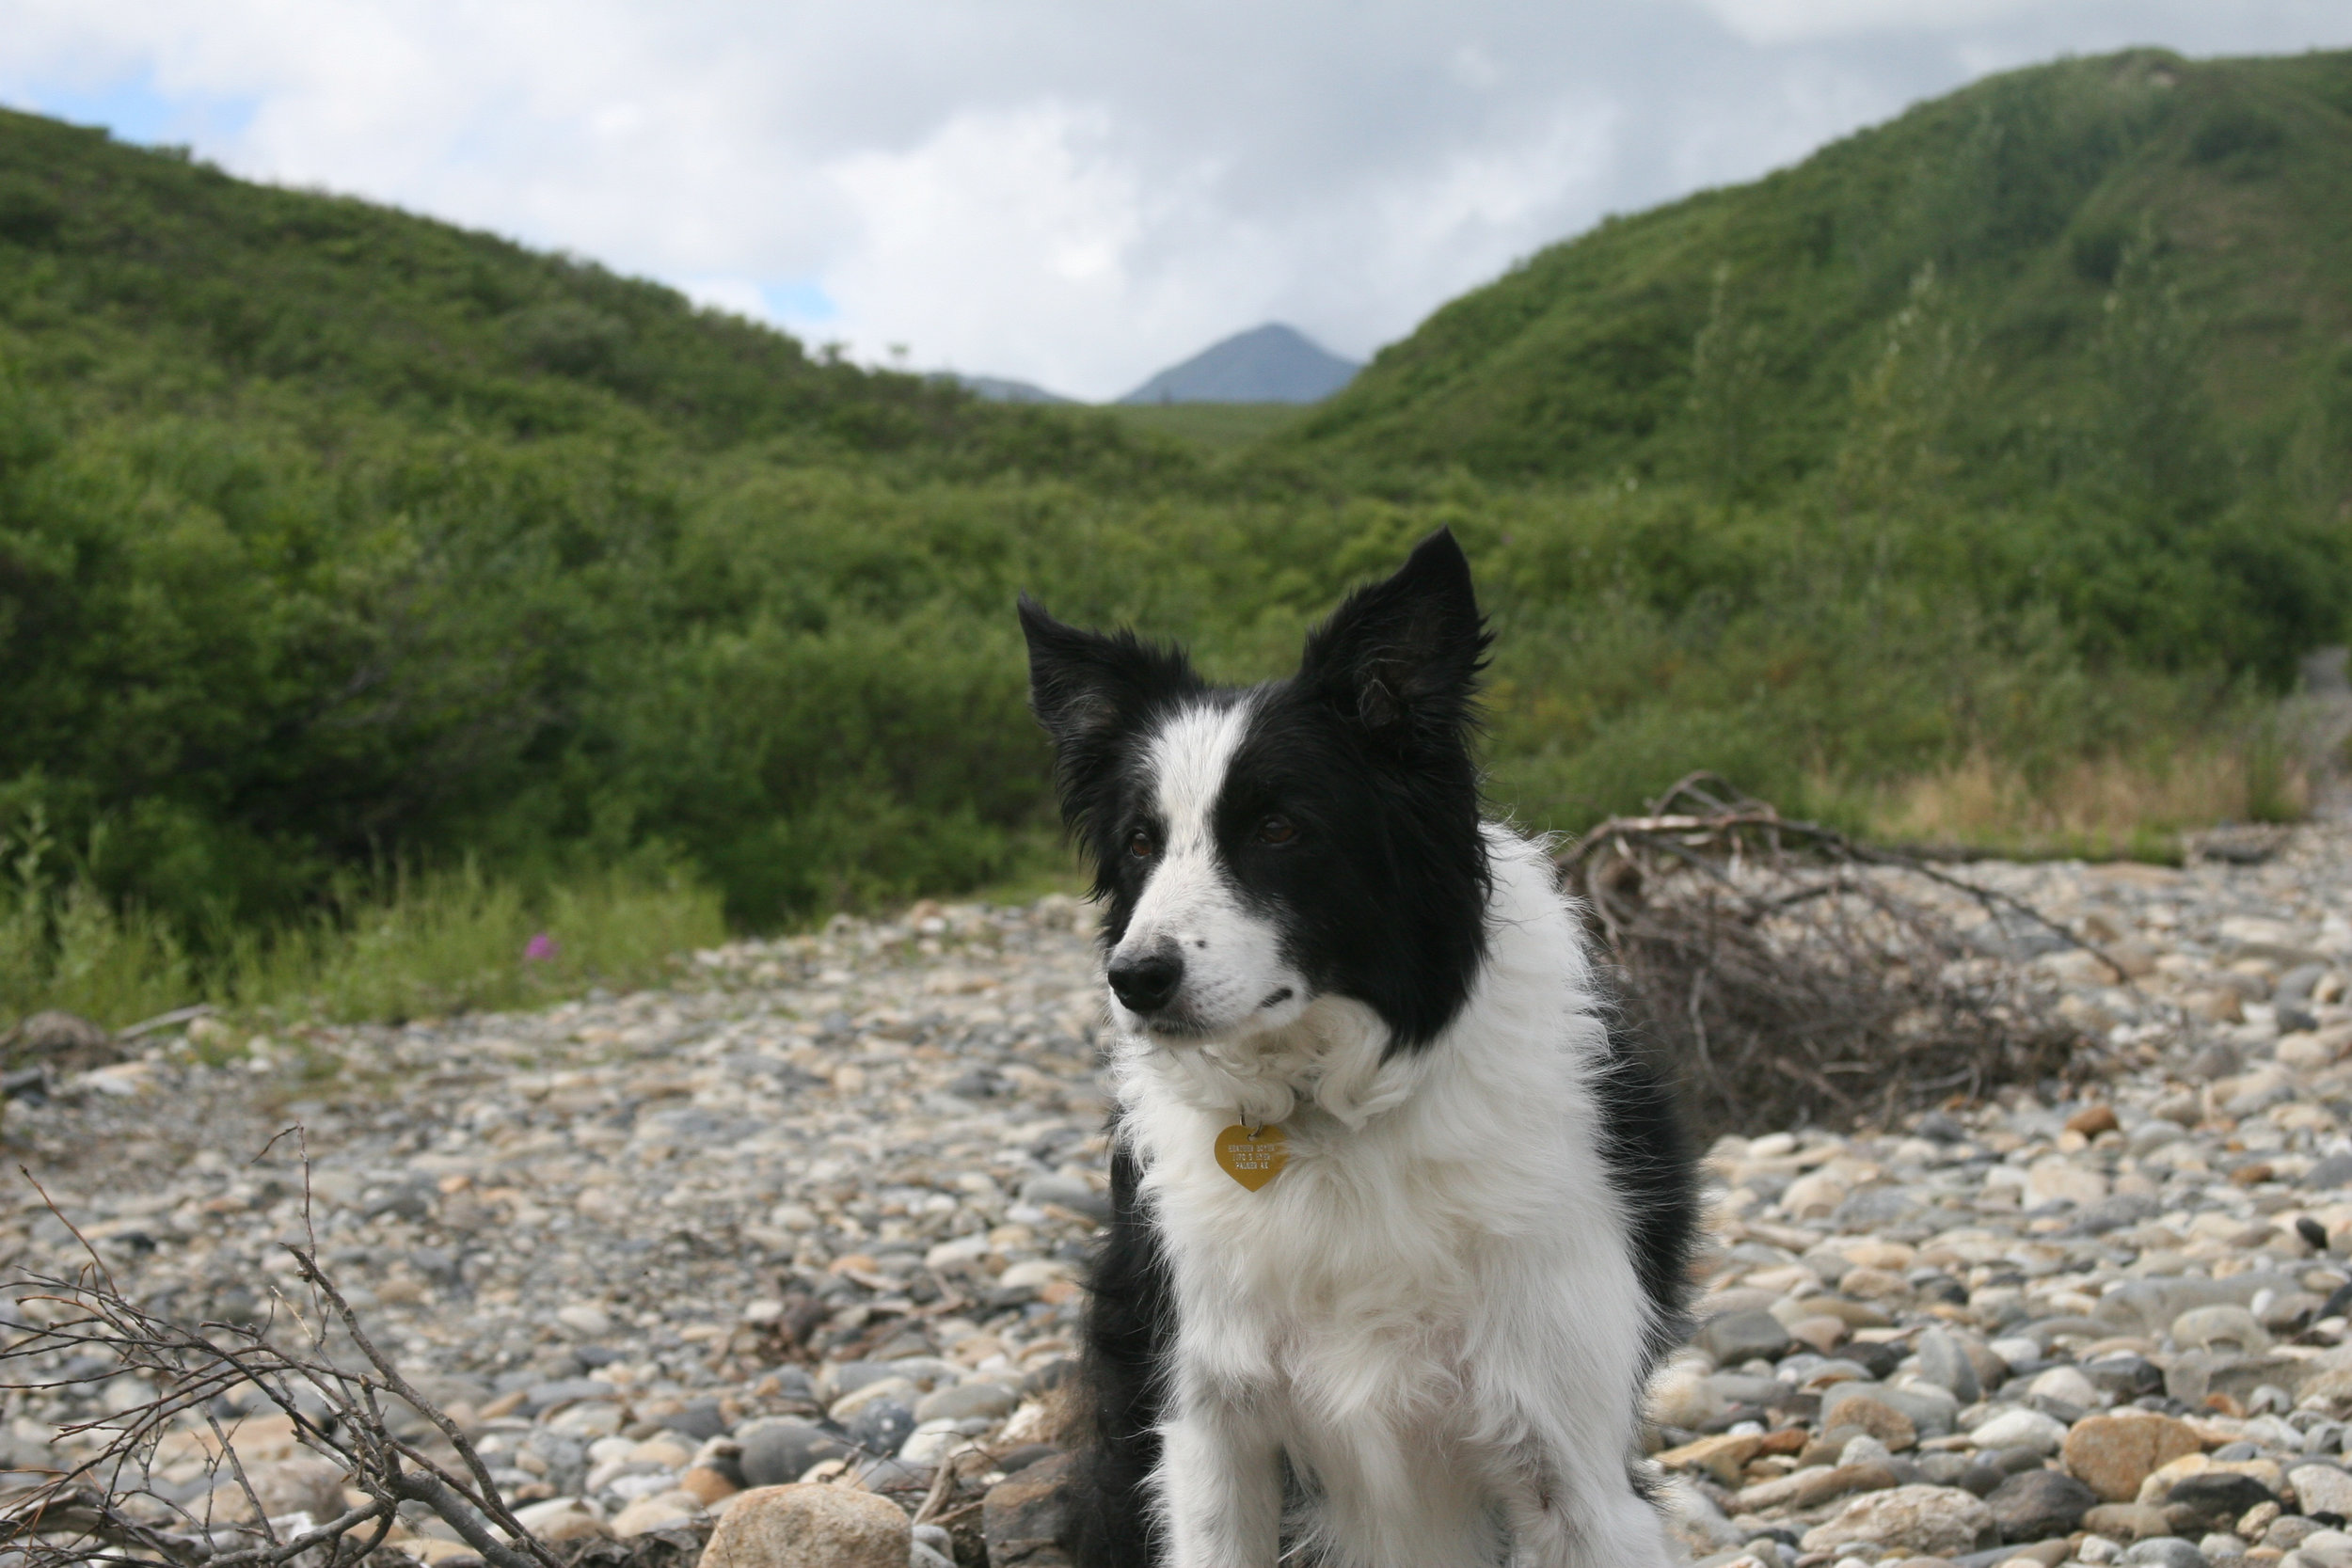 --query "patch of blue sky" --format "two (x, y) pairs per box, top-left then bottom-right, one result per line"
(6, 69), (255, 151)
(762, 279), (837, 325)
